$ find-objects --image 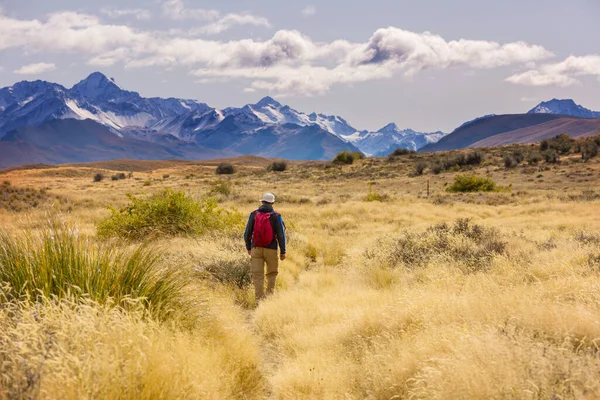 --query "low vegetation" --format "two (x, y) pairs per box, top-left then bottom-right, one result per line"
(97, 189), (242, 240)
(446, 174), (500, 193)
(332, 150), (366, 165)
(0, 181), (62, 211)
(0, 222), (187, 321)
(216, 162), (236, 175)
(2, 133), (600, 398)
(267, 161), (288, 172)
